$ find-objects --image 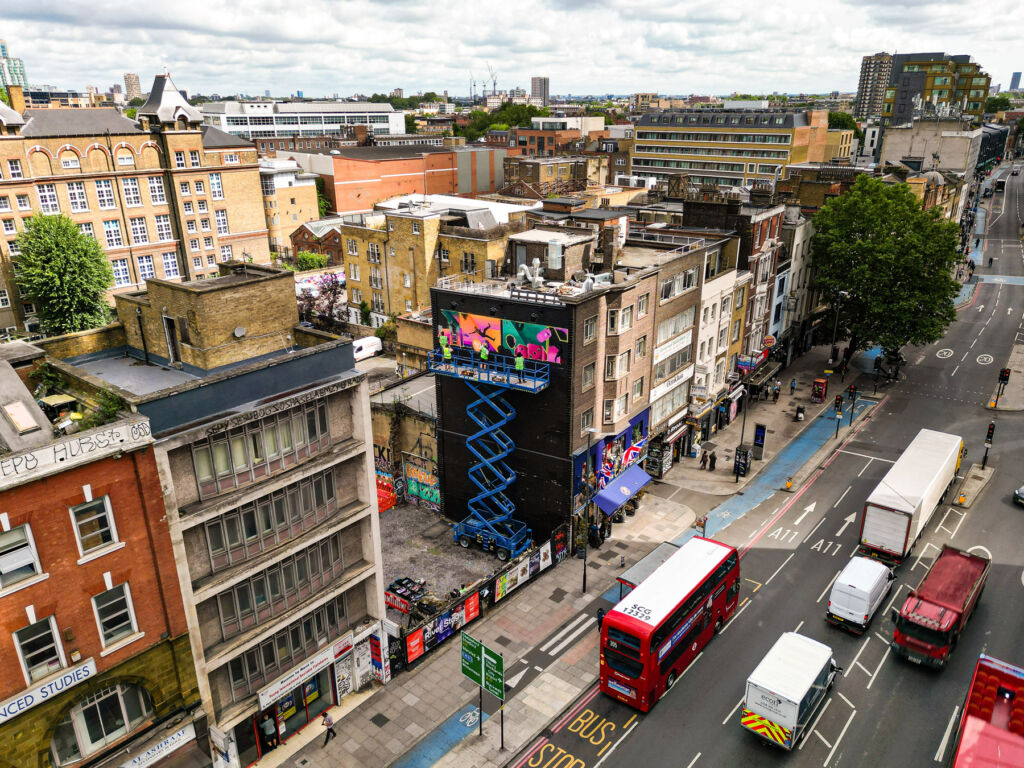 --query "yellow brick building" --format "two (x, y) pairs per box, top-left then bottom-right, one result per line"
(260, 157), (319, 254)
(0, 75), (269, 334)
(824, 129), (854, 162)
